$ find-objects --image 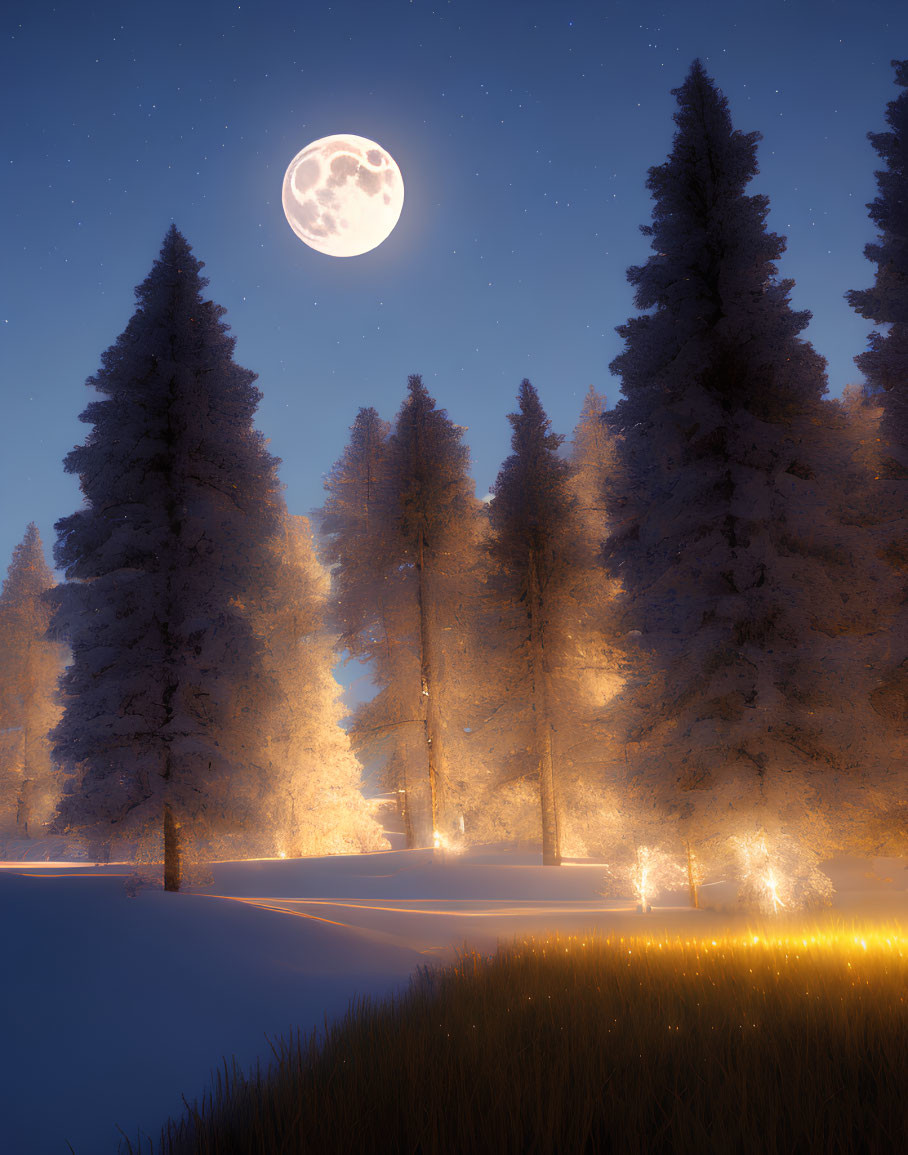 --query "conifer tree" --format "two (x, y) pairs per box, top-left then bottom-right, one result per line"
(321, 407), (410, 834)
(242, 513), (388, 858)
(474, 389), (624, 860)
(846, 59), (908, 852)
(847, 60), (908, 464)
(323, 380), (478, 847)
(0, 525), (67, 840)
(487, 380), (574, 865)
(50, 226), (282, 889)
(321, 406), (392, 670)
(556, 390), (624, 856)
(604, 62), (885, 895)
(387, 376), (477, 846)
